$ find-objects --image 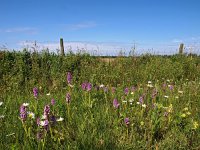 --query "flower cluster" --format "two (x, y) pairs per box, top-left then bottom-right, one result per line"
(81, 82), (92, 91)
